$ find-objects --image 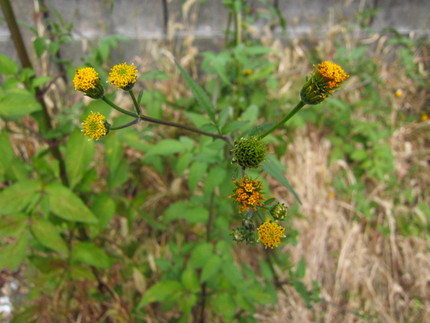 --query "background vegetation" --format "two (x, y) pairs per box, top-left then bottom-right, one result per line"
(0, 0), (429, 322)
